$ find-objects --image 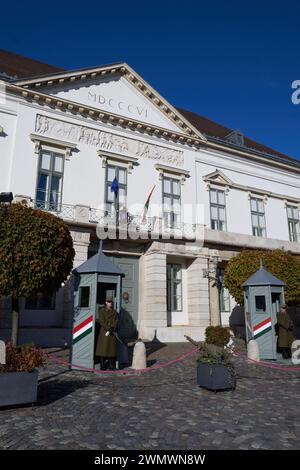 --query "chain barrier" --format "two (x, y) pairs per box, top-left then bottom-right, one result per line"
(41, 346), (300, 376)
(42, 347), (199, 375)
(233, 350), (300, 371)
